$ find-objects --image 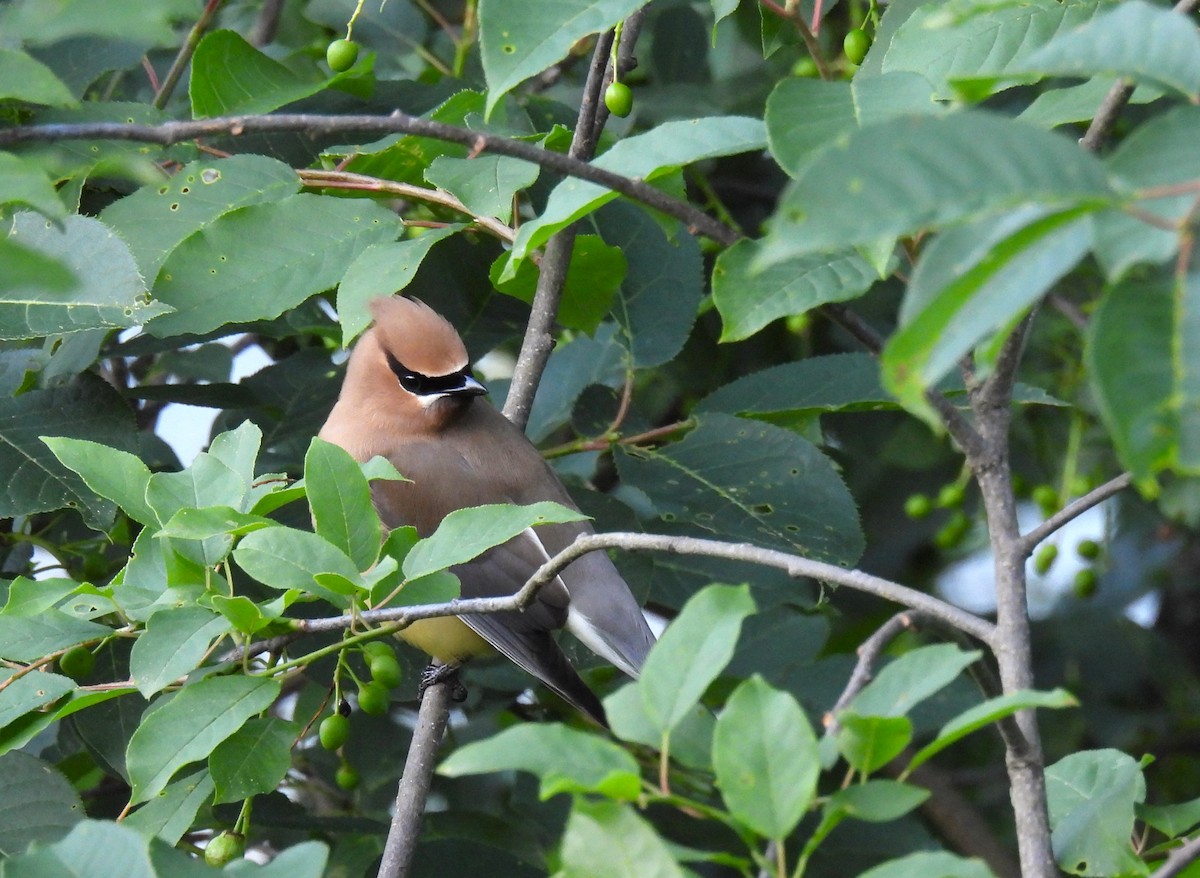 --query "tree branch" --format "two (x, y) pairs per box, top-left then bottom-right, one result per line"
(1017, 472), (1132, 557)
(377, 678), (454, 878)
(294, 532), (998, 648)
(1152, 835), (1200, 878)
(153, 0), (224, 110)
(0, 113), (739, 247)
